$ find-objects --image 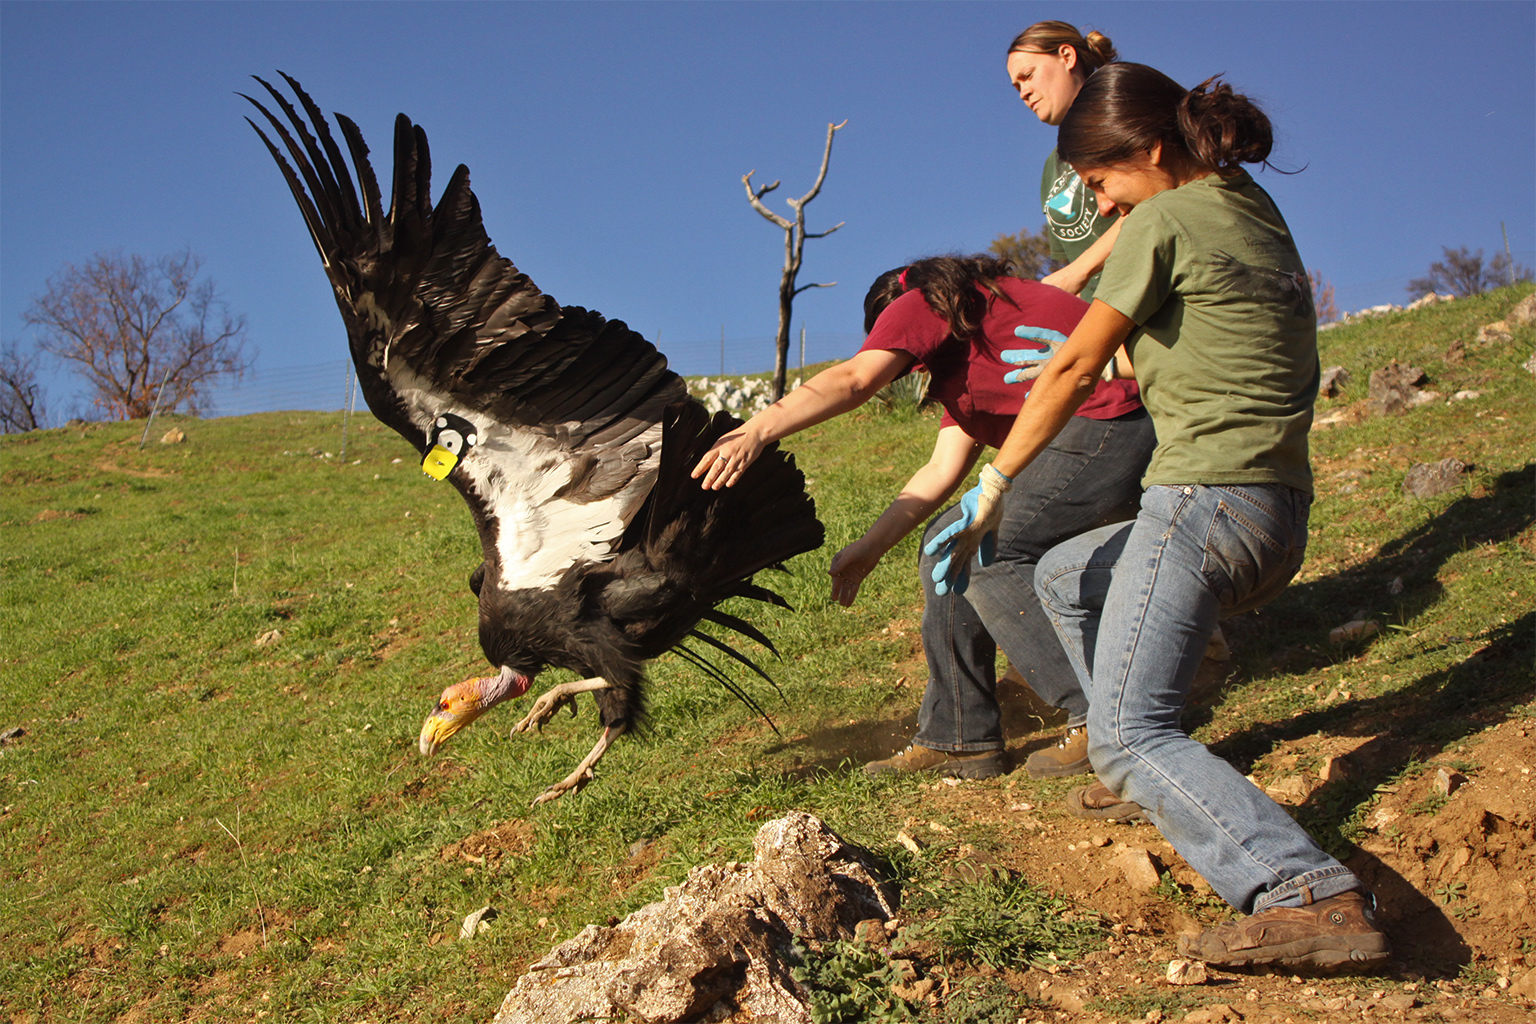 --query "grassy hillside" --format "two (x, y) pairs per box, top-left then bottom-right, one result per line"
(2, 285), (1531, 1023)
